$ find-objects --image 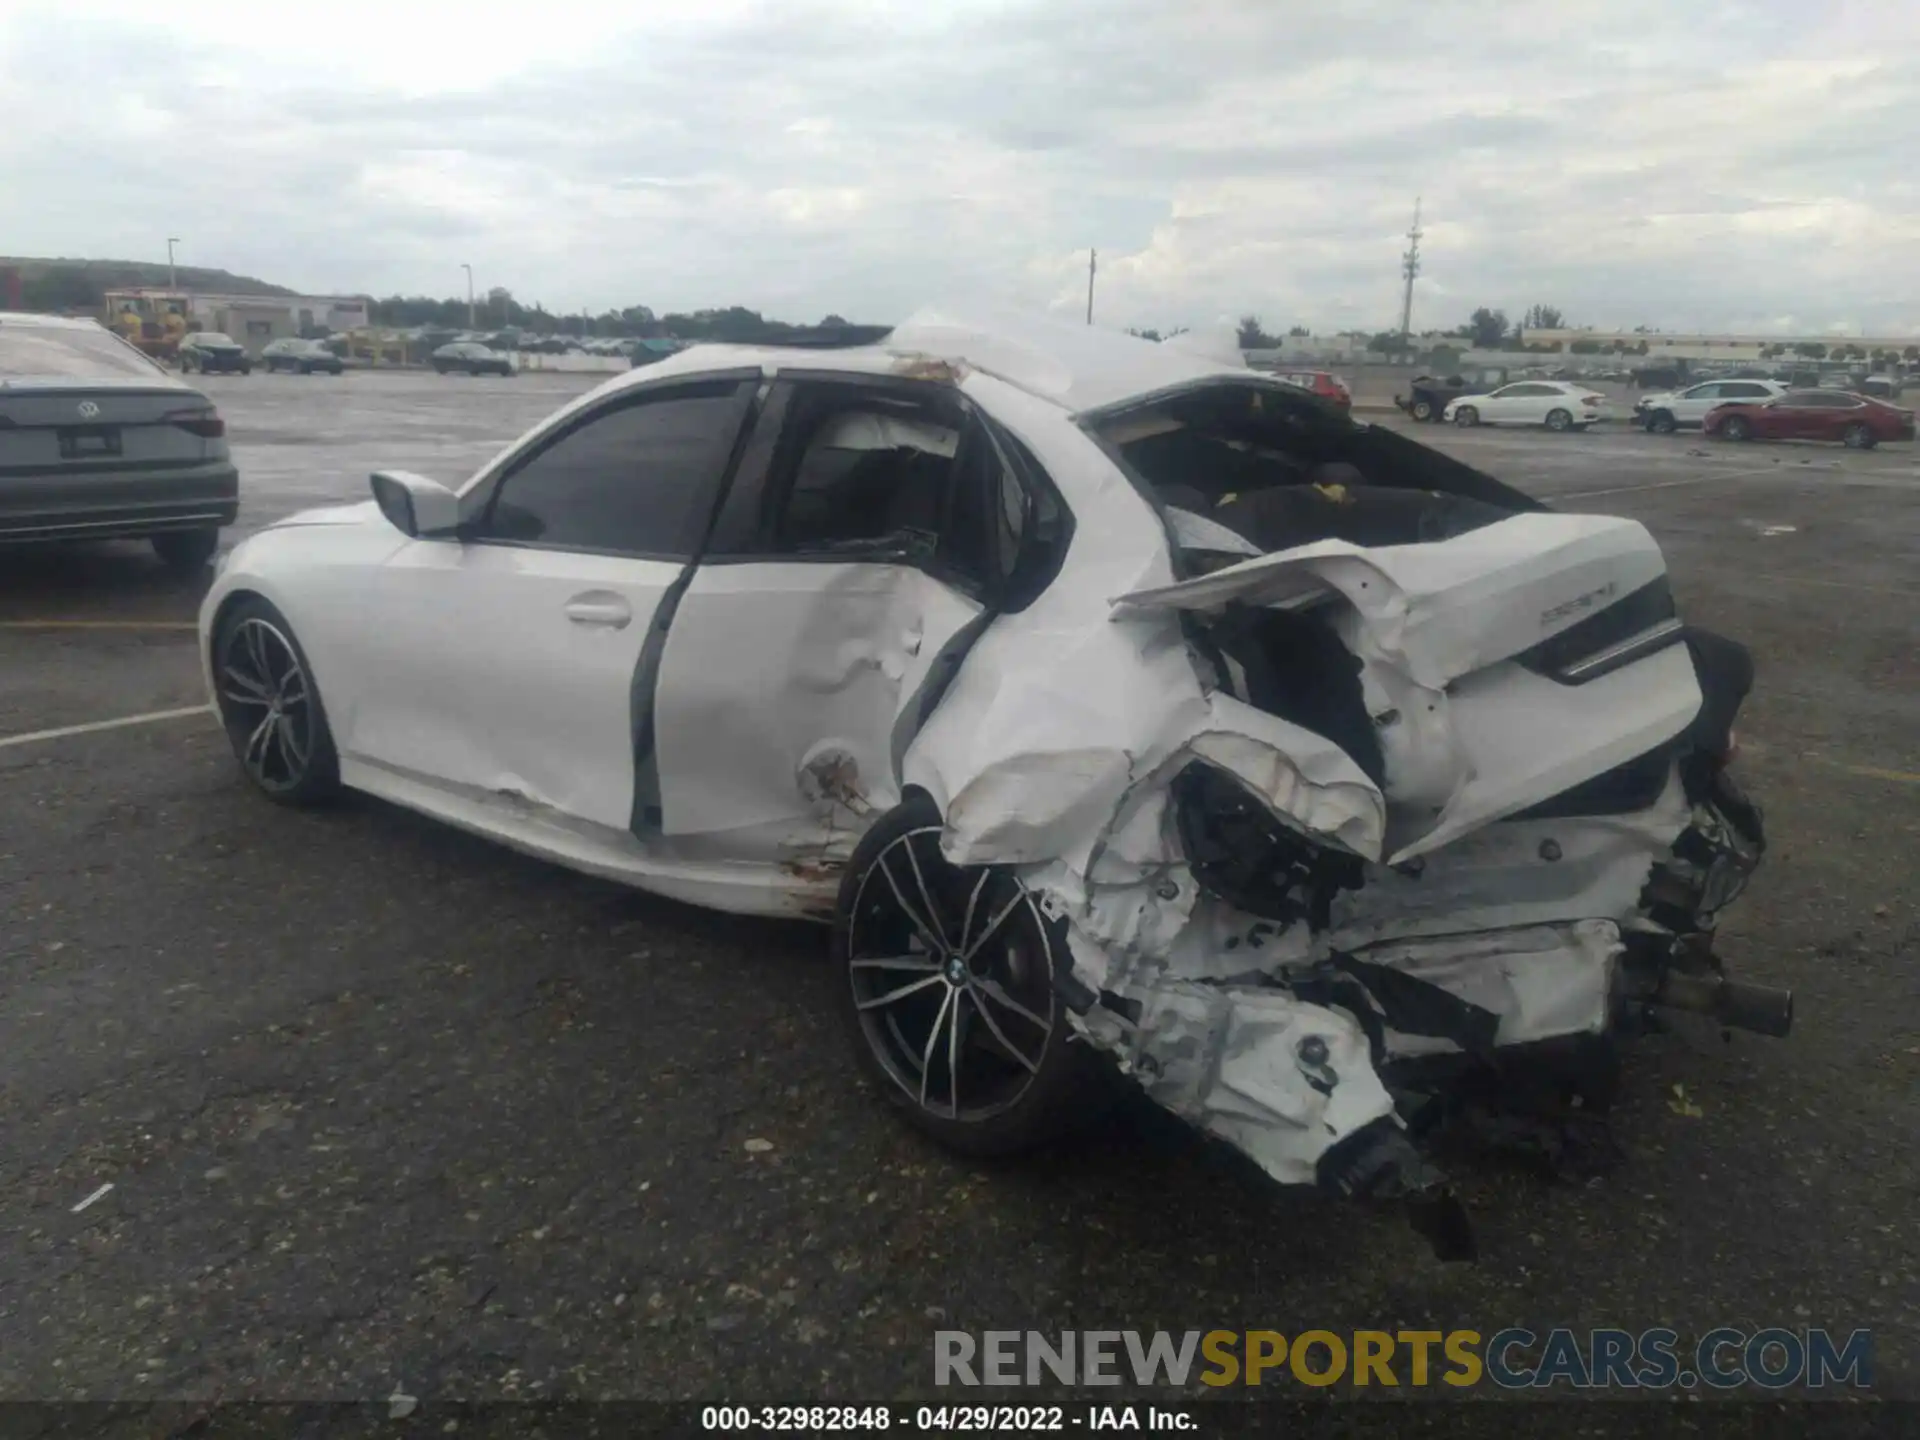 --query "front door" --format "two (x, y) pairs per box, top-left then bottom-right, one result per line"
(335, 375), (759, 832)
(650, 375), (1032, 864)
